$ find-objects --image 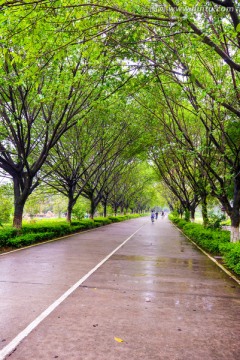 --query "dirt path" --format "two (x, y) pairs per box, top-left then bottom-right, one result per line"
(0, 217), (239, 359)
